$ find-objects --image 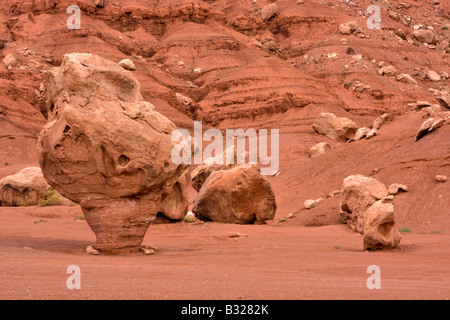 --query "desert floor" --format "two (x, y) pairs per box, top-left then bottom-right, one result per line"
(0, 206), (449, 300)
